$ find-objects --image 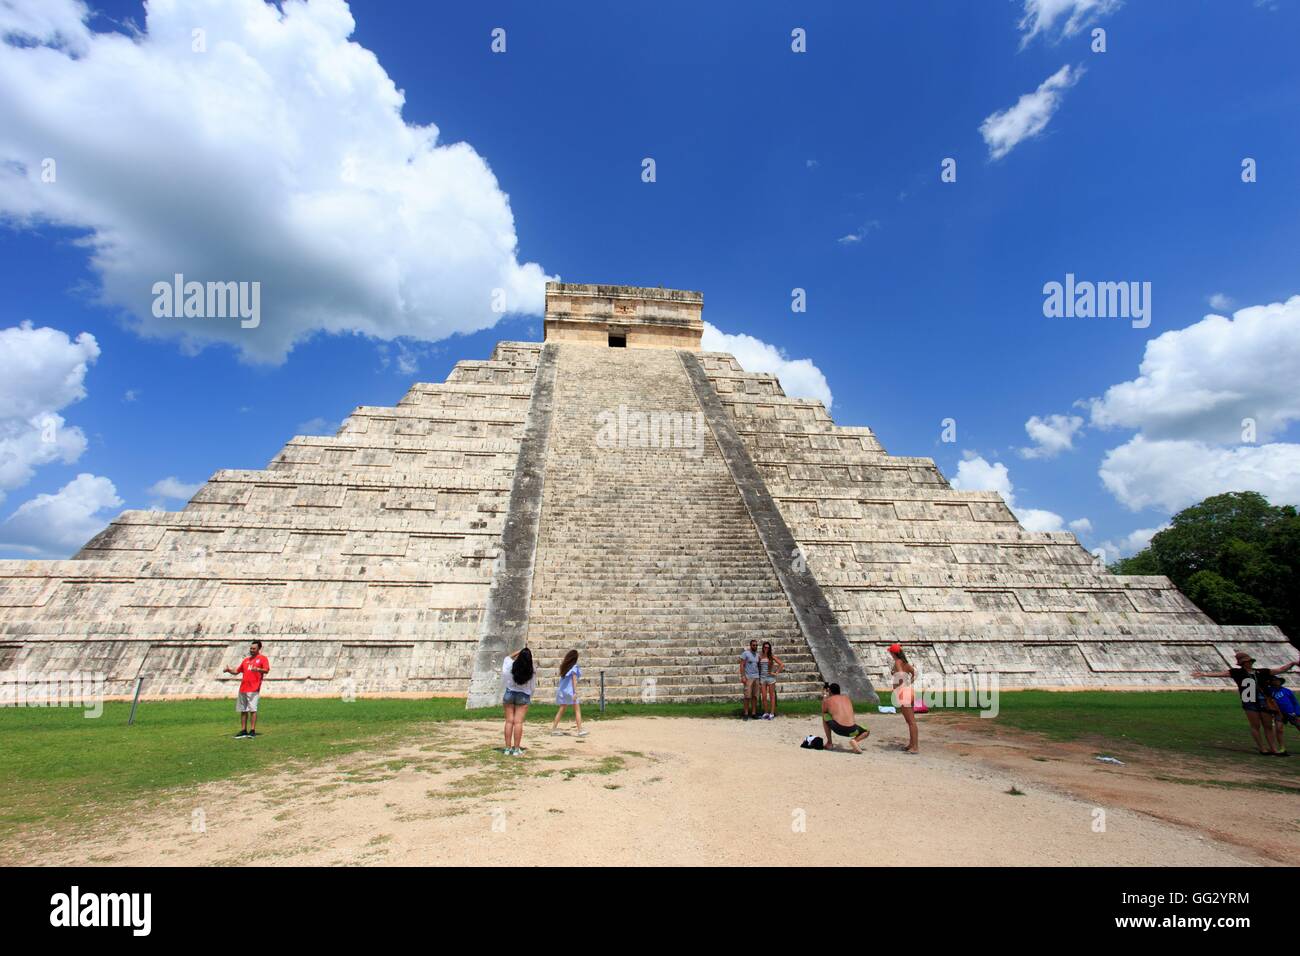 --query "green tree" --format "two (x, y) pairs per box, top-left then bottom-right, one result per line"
(1110, 491), (1296, 641)
(1182, 570), (1269, 625)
